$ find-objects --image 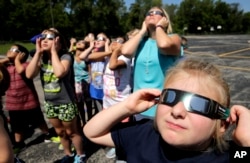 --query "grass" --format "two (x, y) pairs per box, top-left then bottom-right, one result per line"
(0, 42), (35, 55)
